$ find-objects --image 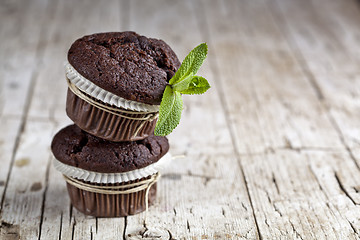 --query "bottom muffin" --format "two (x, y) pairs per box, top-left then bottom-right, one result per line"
(51, 124), (170, 217)
(65, 174), (157, 217)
